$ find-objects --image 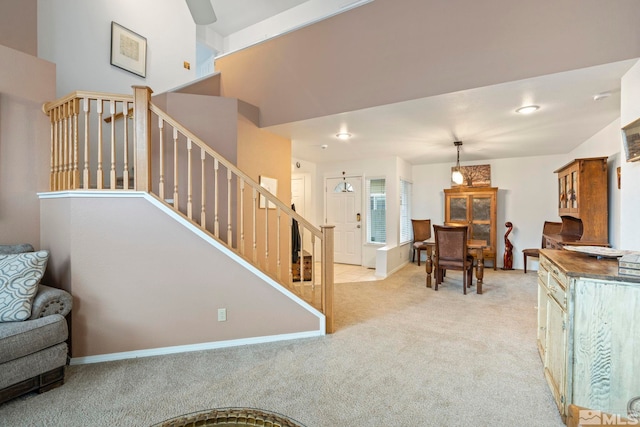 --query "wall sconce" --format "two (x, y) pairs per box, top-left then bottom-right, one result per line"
(451, 141), (464, 184)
